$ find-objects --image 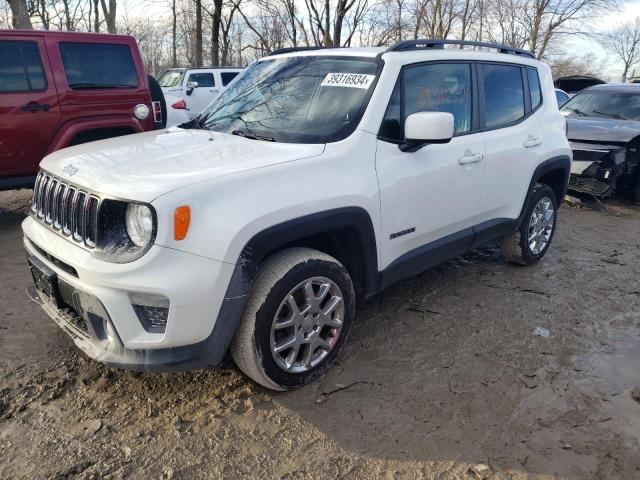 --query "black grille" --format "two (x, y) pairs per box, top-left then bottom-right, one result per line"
(31, 171), (101, 248)
(572, 149), (610, 163)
